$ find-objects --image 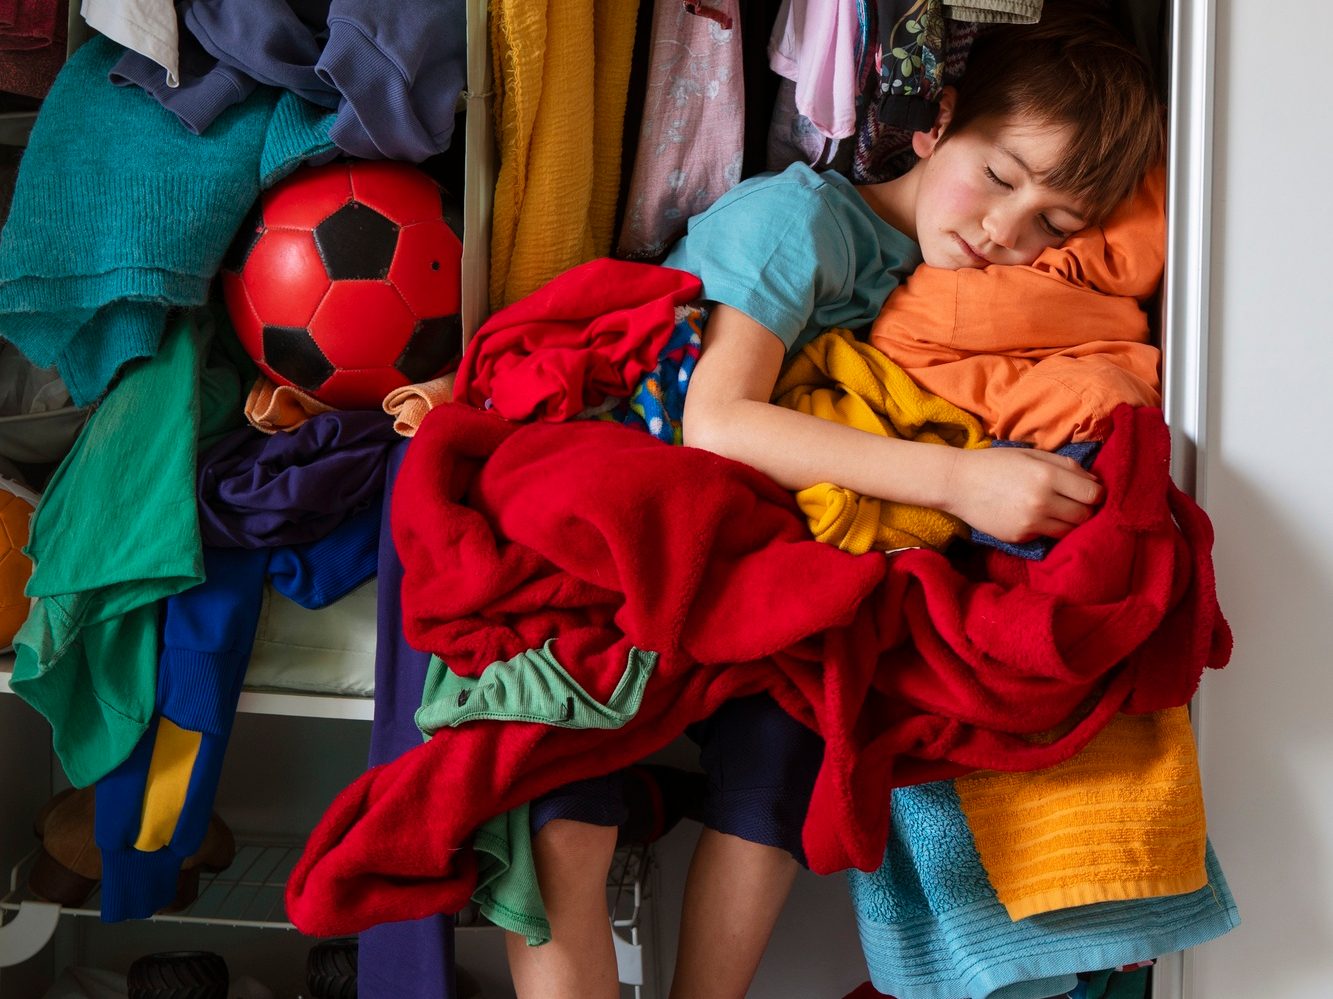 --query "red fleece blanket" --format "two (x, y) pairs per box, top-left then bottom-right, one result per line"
(285, 402), (1230, 935)
(453, 258), (701, 421)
